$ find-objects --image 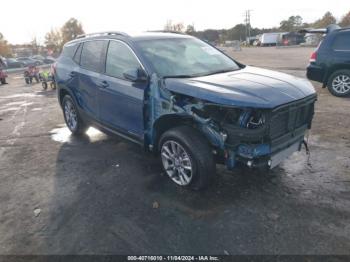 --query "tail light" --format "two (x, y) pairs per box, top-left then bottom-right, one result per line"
(309, 51), (317, 63)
